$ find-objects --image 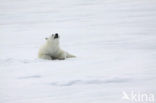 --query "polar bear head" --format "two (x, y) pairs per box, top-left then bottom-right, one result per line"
(45, 33), (60, 46)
